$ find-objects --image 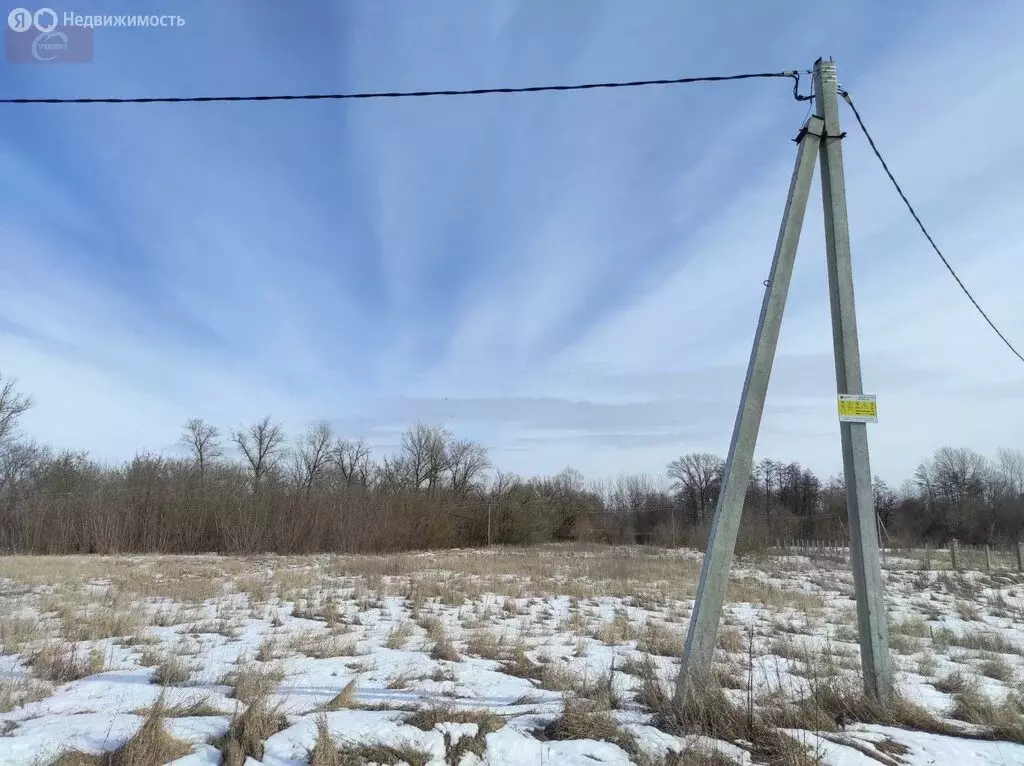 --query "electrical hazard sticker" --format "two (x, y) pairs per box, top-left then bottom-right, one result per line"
(838, 394), (878, 423)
